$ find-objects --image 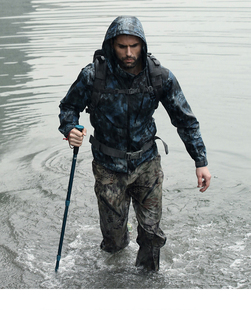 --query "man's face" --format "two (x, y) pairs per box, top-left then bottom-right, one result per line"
(113, 34), (143, 74)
